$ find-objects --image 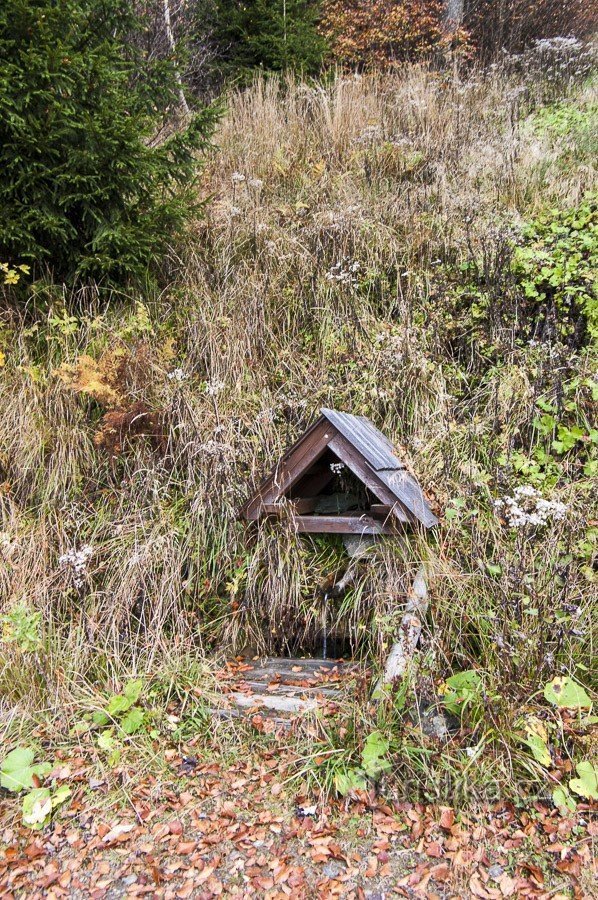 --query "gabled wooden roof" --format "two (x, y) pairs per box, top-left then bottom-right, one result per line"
(241, 409), (438, 531)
